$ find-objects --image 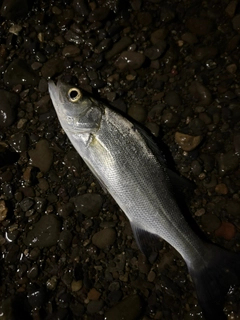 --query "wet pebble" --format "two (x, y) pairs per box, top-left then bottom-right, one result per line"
(64, 149), (83, 175)
(189, 81), (212, 106)
(28, 140), (53, 173)
(233, 133), (240, 155)
(28, 286), (47, 308)
(215, 222), (236, 240)
(201, 214), (221, 232)
(87, 288), (101, 300)
(137, 12), (152, 26)
(0, 89), (19, 127)
(145, 122), (160, 137)
(165, 91), (181, 106)
(151, 29), (168, 44)
(115, 51), (145, 70)
(71, 280), (82, 292)
(175, 132), (202, 151)
(24, 214), (61, 247)
(104, 295), (143, 320)
(62, 45), (80, 57)
(225, 0), (238, 17)
(59, 230), (73, 251)
(9, 132), (28, 152)
(4, 59), (39, 87)
(105, 37), (132, 60)
(19, 197), (35, 212)
(161, 111), (180, 127)
(215, 183), (228, 195)
(226, 200), (240, 218)
(72, 0), (89, 17)
(0, 200), (8, 222)
(87, 300), (104, 314)
(1, 0), (29, 20)
(232, 14), (240, 31)
(72, 193), (103, 217)
(41, 57), (64, 79)
(128, 103), (147, 123)
(92, 228), (116, 249)
(144, 41), (167, 60)
(88, 7), (110, 22)
(217, 151), (239, 177)
(186, 17), (214, 35)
